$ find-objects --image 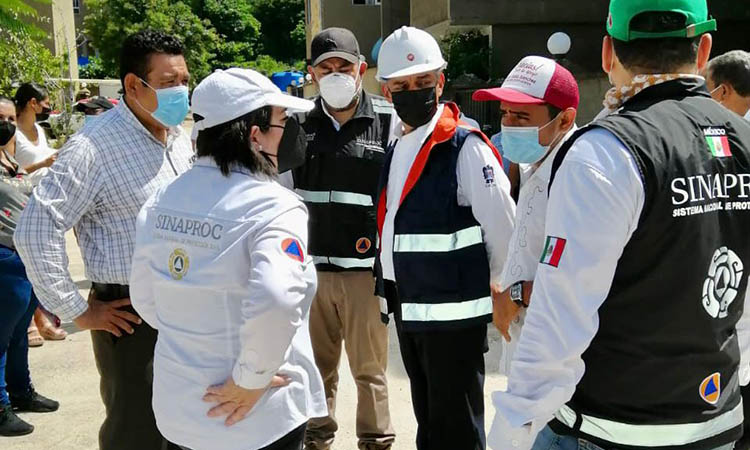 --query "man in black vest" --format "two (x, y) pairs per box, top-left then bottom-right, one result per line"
(375, 26), (516, 450)
(488, 1), (750, 450)
(292, 28), (396, 450)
